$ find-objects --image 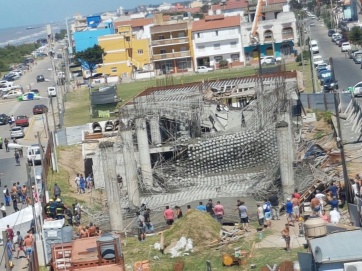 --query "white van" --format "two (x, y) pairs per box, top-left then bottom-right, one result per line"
(47, 86), (57, 97)
(27, 144), (42, 166)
